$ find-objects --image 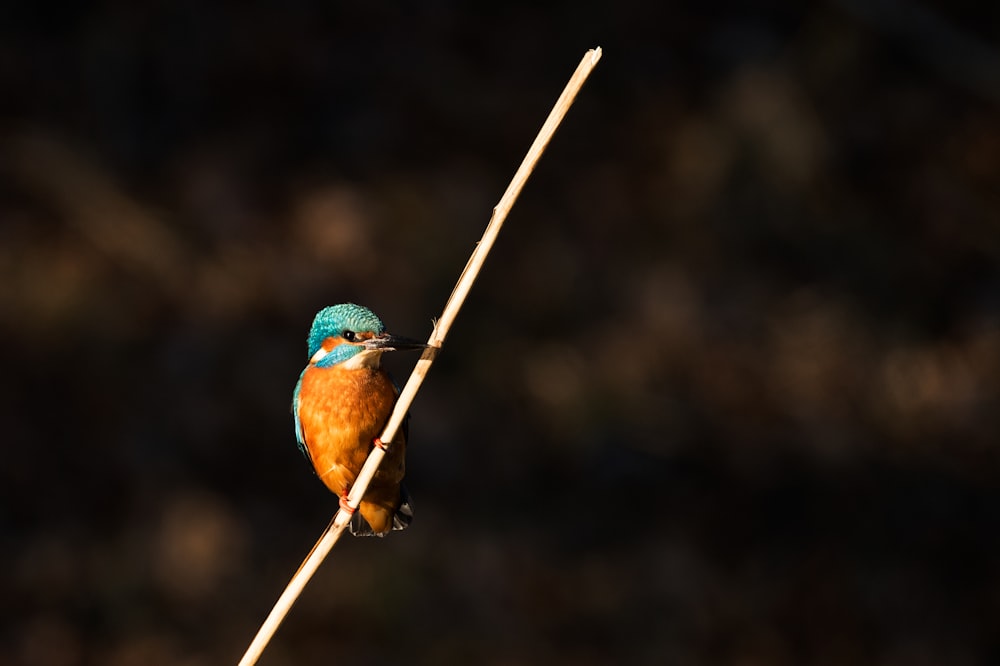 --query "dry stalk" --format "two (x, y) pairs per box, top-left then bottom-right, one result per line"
(239, 46), (602, 666)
